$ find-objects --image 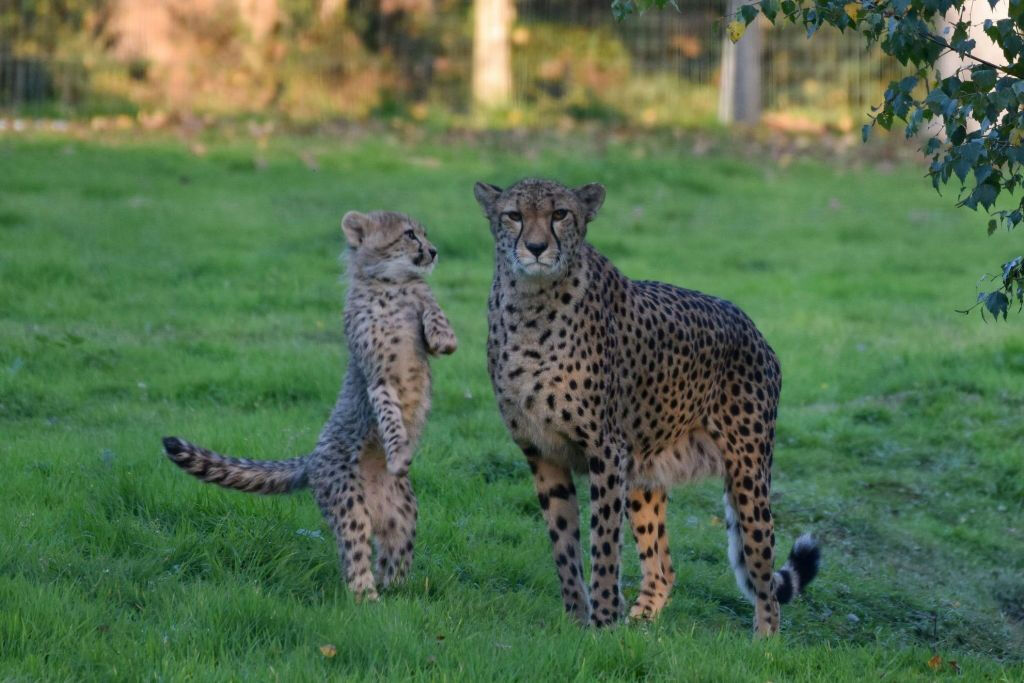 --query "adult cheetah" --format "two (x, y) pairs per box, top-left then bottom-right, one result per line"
(474, 178), (819, 635)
